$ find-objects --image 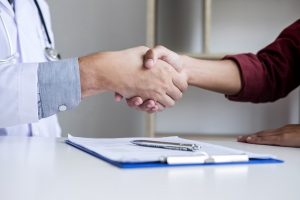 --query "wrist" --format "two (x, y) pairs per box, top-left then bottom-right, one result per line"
(181, 55), (194, 85)
(79, 52), (116, 98)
